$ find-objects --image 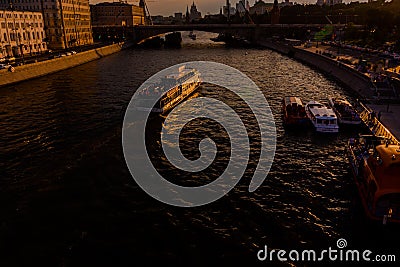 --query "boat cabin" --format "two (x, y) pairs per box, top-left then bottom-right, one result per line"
(363, 144), (400, 221)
